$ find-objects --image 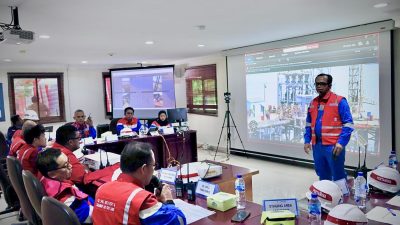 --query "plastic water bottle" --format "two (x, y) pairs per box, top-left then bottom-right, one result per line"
(354, 171), (367, 209)
(308, 192), (321, 225)
(389, 150), (398, 169)
(139, 124), (148, 136)
(235, 174), (246, 210)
